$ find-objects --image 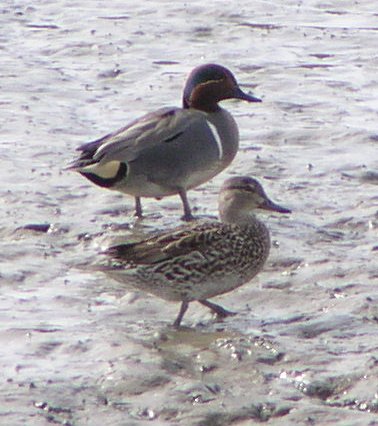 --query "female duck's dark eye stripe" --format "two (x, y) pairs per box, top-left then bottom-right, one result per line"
(225, 185), (256, 192)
